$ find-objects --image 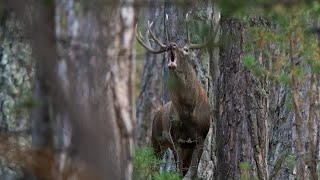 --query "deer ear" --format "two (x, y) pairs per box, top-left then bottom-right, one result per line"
(182, 47), (190, 55)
